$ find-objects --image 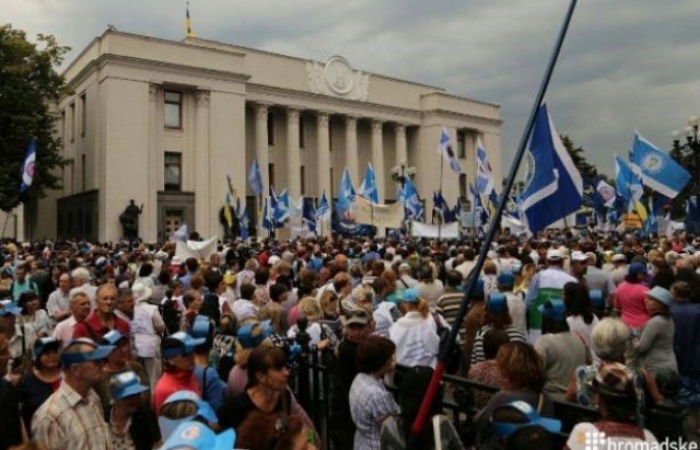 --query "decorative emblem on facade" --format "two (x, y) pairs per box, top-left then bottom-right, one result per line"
(306, 56), (370, 101)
